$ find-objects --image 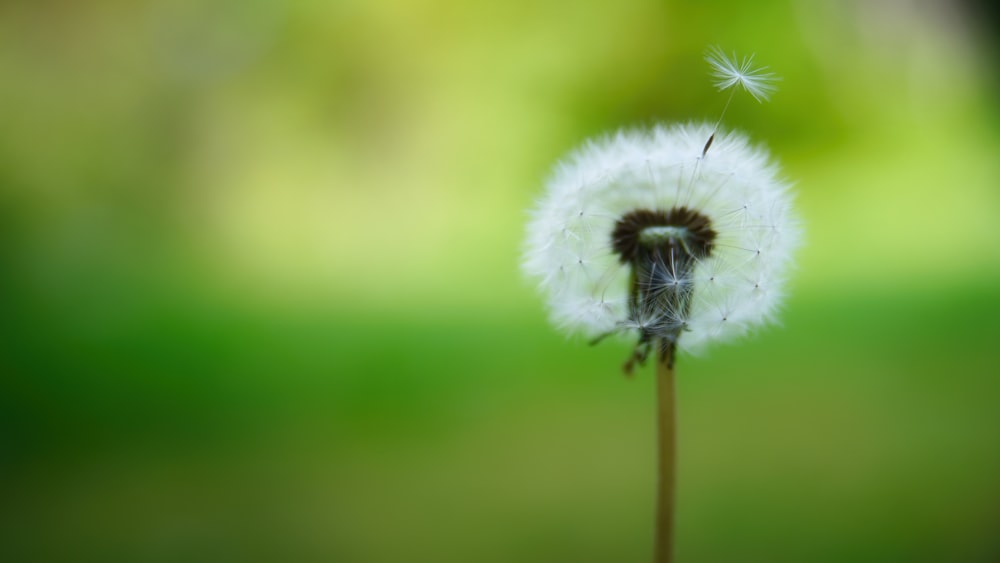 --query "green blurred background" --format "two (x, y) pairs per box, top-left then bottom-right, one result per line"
(2, 1), (999, 561)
